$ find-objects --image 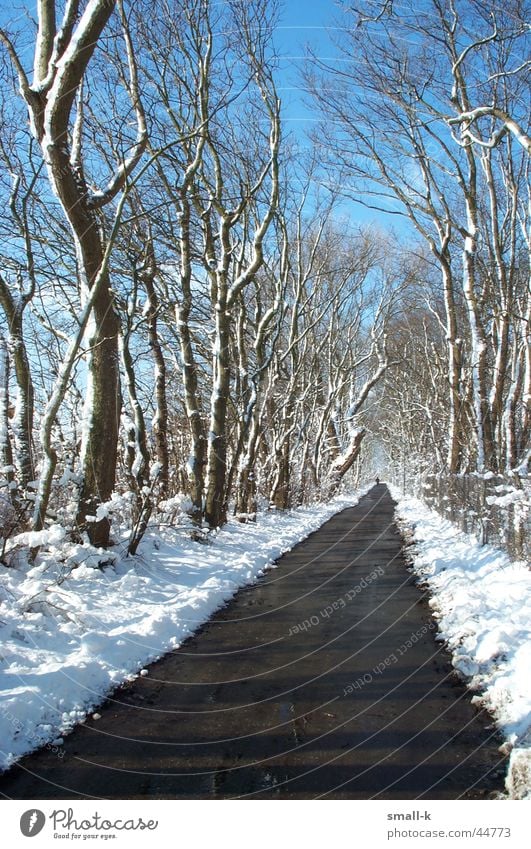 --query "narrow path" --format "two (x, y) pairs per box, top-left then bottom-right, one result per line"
(0, 485), (505, 799)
